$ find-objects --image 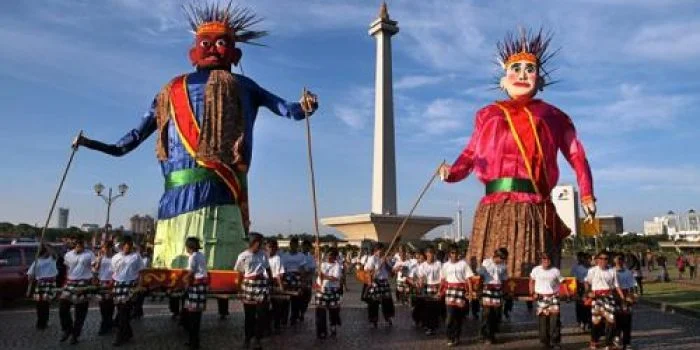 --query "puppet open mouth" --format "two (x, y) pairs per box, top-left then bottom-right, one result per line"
(513, 82), (531, 88)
